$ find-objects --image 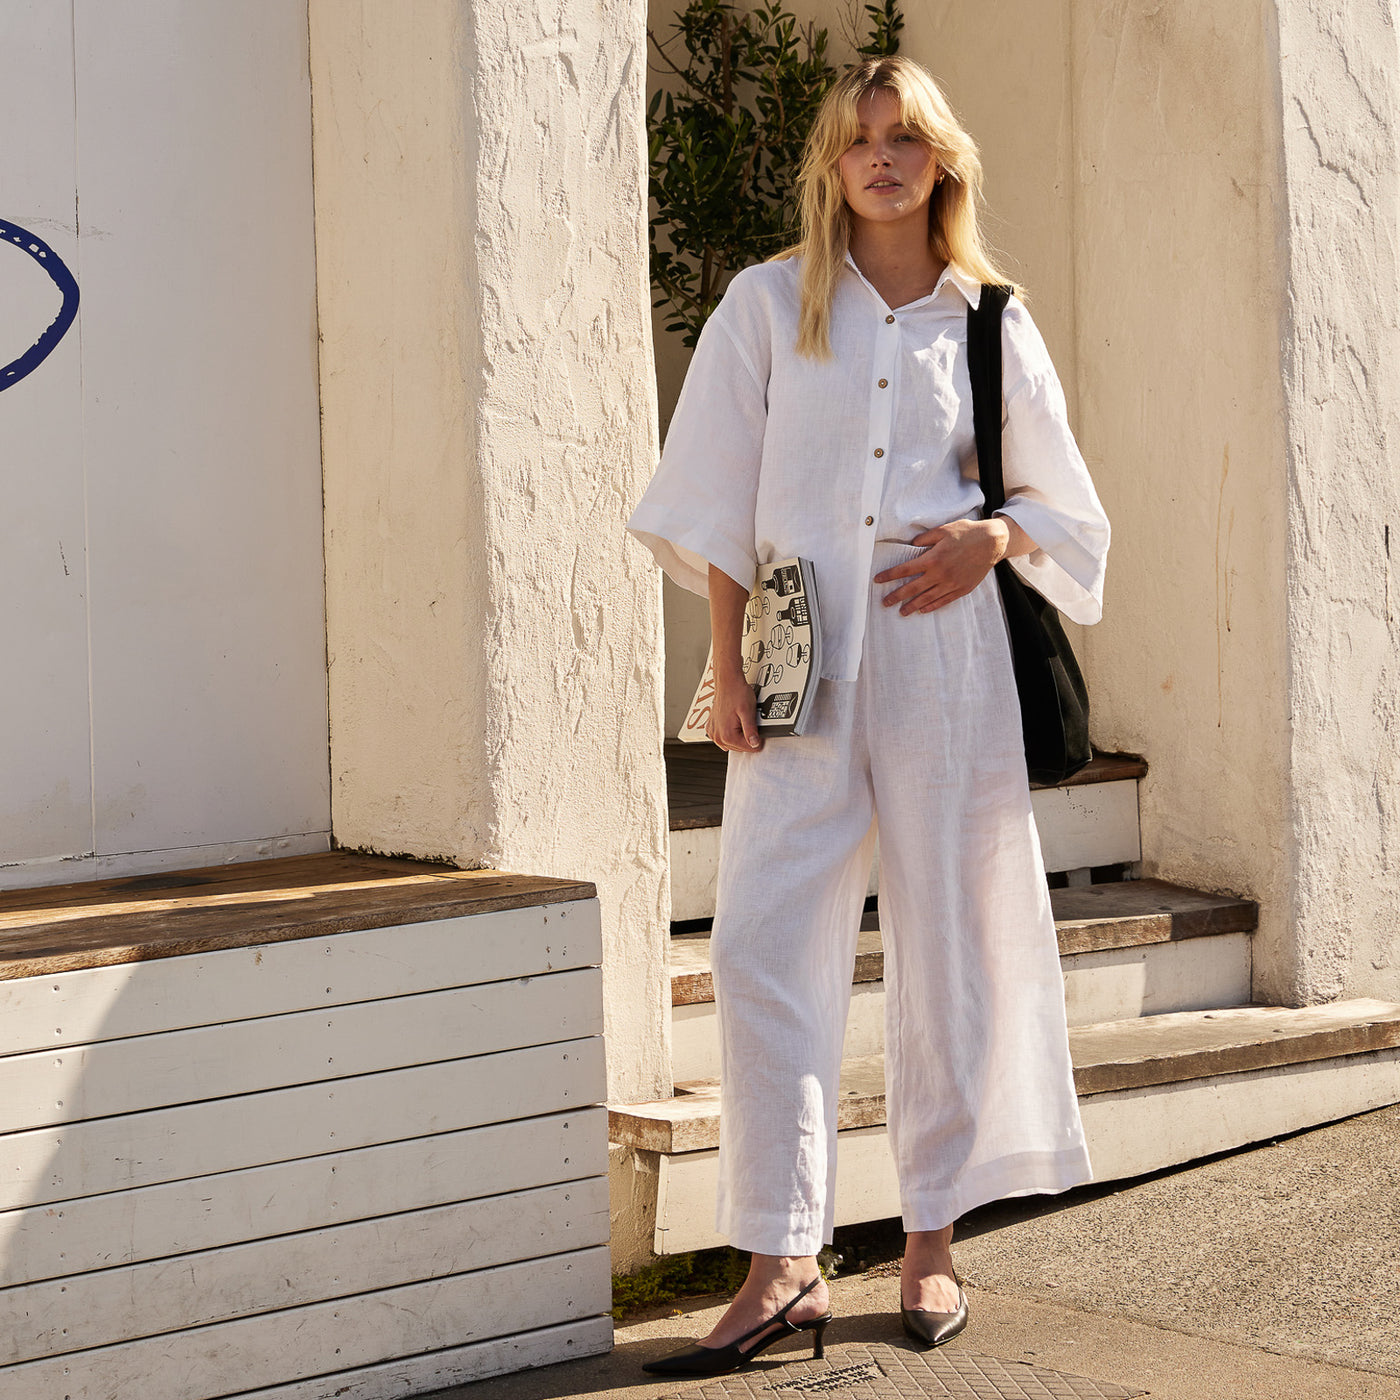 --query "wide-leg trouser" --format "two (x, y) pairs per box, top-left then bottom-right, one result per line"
(710, 542), (1092, 1257)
